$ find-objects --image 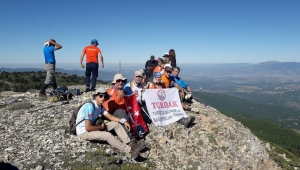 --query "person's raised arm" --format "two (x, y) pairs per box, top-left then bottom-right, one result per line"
(49, 40), (62, 50)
